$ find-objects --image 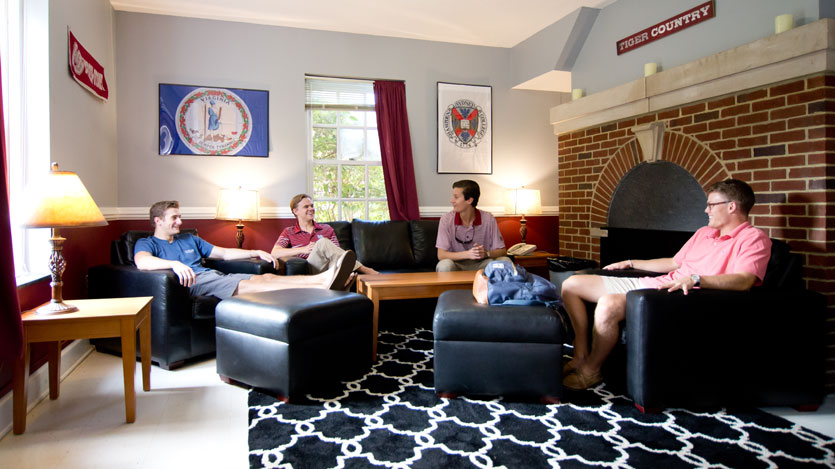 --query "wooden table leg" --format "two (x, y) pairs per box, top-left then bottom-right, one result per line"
(139, 308), (151, 392)
(13, 343), (31, 434)
(120, 319), (137, 424)
(48, 341), (61, 400)
(369, 289), (379, 362)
